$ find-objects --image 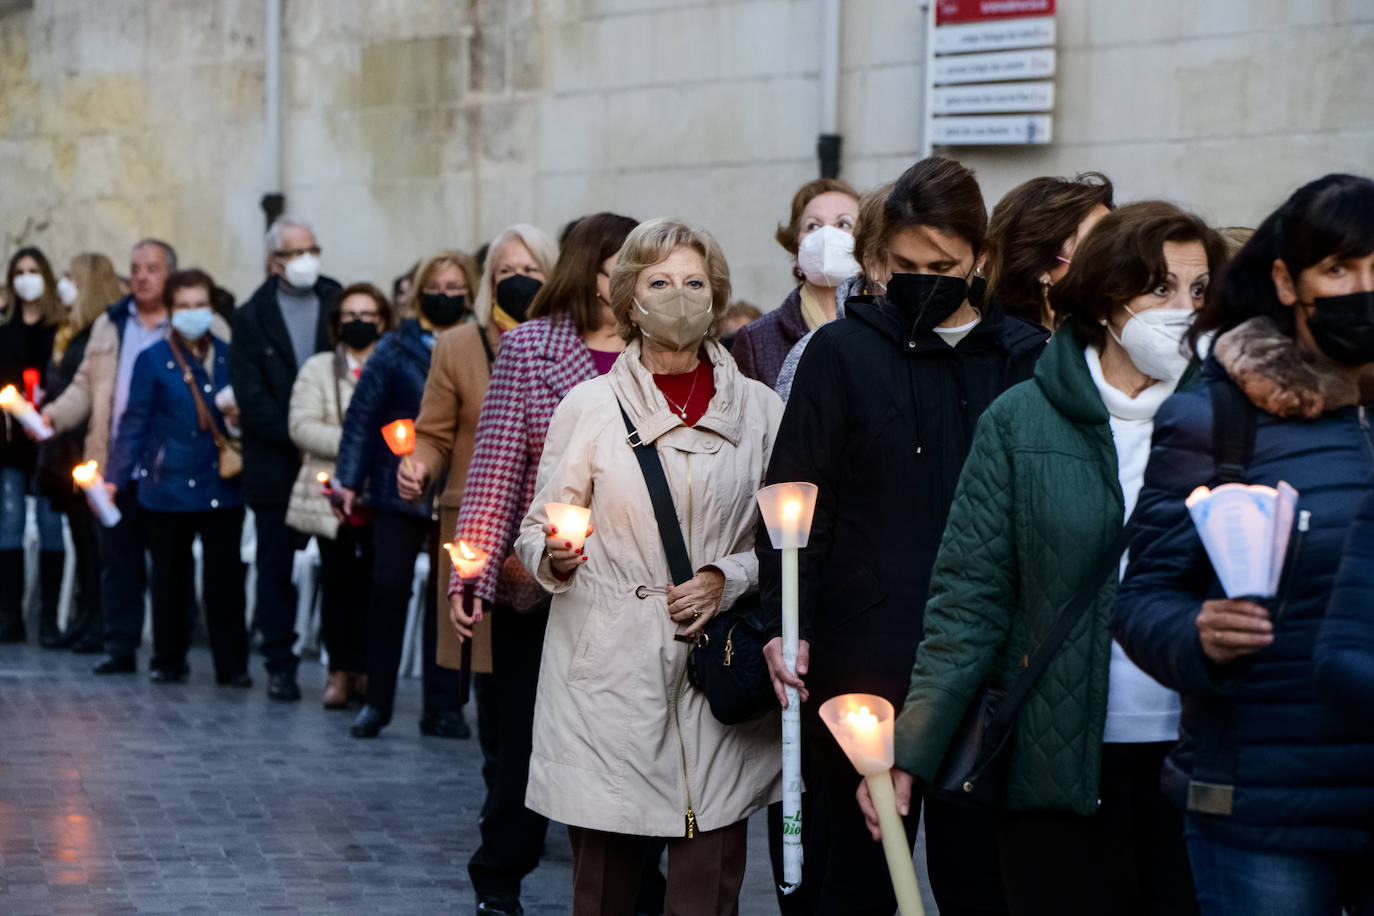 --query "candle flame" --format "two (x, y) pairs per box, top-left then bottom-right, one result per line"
(457, 539), (478, 561)
(316, 471), (330, 484)
(0, 385), (18, 406)
(844, 705), (878, 731)
(781, 499), (801, 520)
(72, 460), (99, 485)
